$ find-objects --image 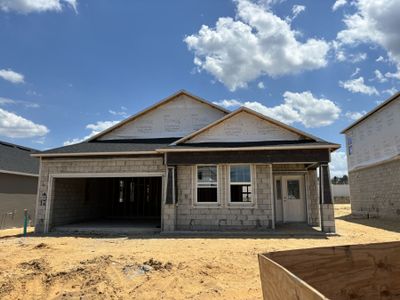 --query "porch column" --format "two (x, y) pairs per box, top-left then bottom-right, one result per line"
(163, 166), (177, 231)
(319, 164), (336, 233)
